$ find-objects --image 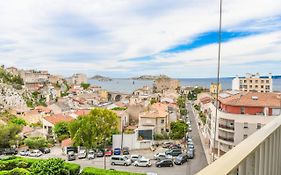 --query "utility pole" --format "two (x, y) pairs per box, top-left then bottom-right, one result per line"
(121, 119), (124, 154)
